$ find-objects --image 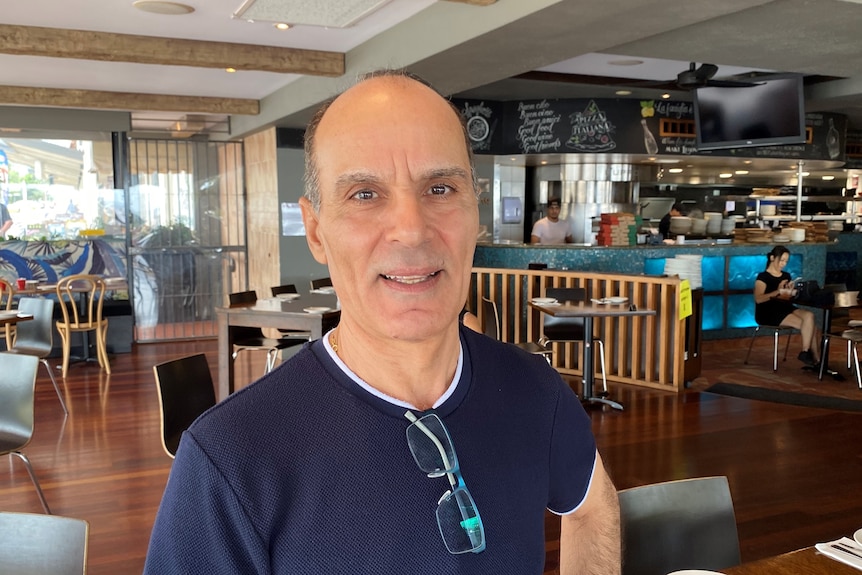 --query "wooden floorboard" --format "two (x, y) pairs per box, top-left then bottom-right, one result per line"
(1, 337), (861, 574)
